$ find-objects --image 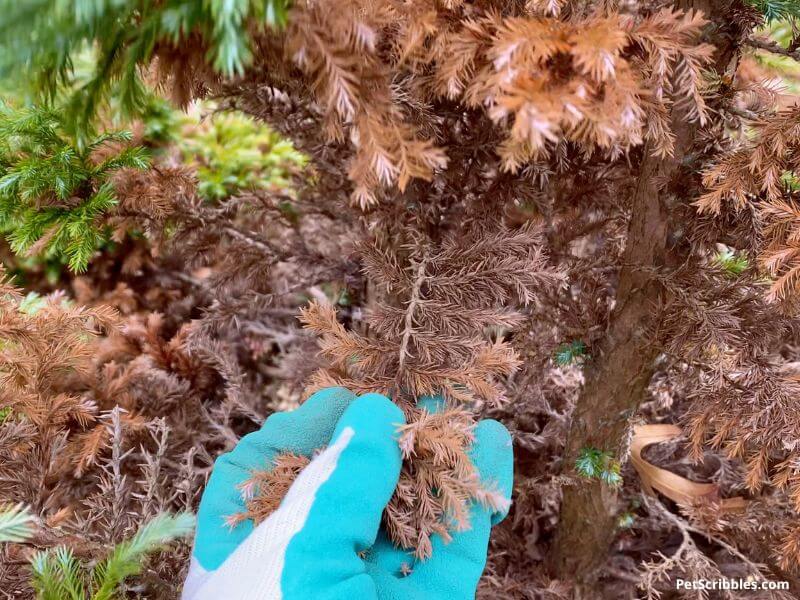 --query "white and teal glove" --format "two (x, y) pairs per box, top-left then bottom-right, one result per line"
(182, 387), (513, 600)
